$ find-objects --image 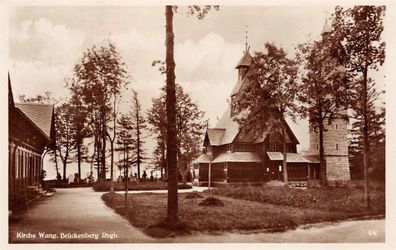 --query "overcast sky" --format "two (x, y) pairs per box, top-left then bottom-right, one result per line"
(7, 4), (387, 177)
